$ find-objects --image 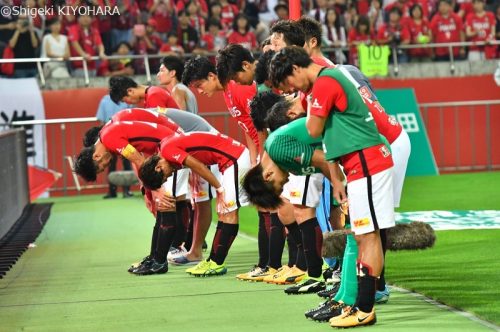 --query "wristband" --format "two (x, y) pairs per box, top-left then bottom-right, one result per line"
(216, 187), (224, 194)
